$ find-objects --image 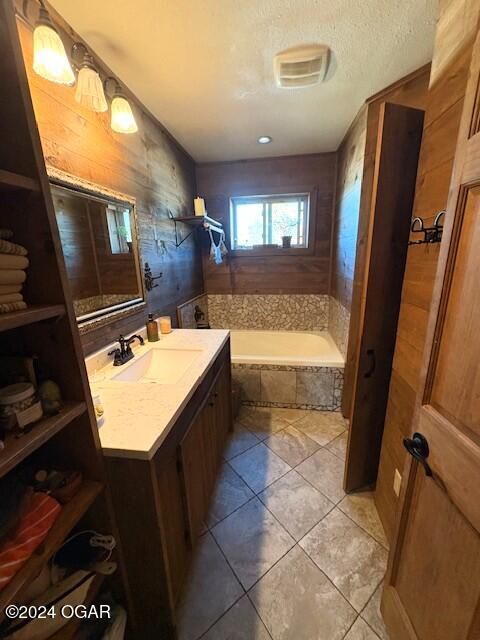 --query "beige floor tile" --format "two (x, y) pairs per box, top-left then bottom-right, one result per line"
(223, 422), (260, 461)
(207, 463), (255, 527)
(345, 618), (380, 639)
(294, 411), (347, 446)
(264, 425), (320, 466)
(211, 498), (295, 590)
(203, 595), (271, 640)
(361, 582), (390, 640)
(249, 546), (356, 640)
(299, 509), (388, 612)
(258, 470), (334, 541)
(237, 406), (291, 440)
(296, 448), (346, 503)
(266, 407), (309, 424)
(326, 430), (348, 460)
(177, 532), (243, 640)
(229, 442), (291, 493)
(338, 492), (389, 548)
